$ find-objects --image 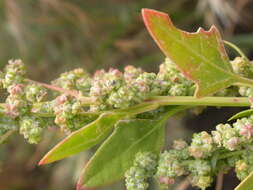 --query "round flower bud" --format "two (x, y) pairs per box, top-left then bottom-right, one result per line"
(189, 132), (214, 158)
(19, 116), (44, 144)
(124, 65), (143, 81)
(25, 84), (47, 102)
(188, 160), (212, 176)
(230, 57), (253, 78)
(169, 83), (188, 96)
(156, 150), (186, 180)
(172, 139), (188, 150)
(125, 152), (157, 190)
(3, 59), (26, 88)
(134, 152), (157, 174)
(52, 68), (91, 94)
(215, 124), (240, 151)
(235, 160), (250, 180)
(189, 175), (213, 190)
